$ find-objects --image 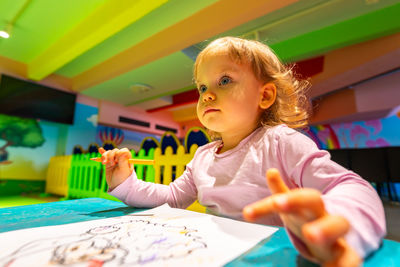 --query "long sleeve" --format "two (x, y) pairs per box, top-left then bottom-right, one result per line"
(109, 161), (198, 209)
(275, 126), (386, 258)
